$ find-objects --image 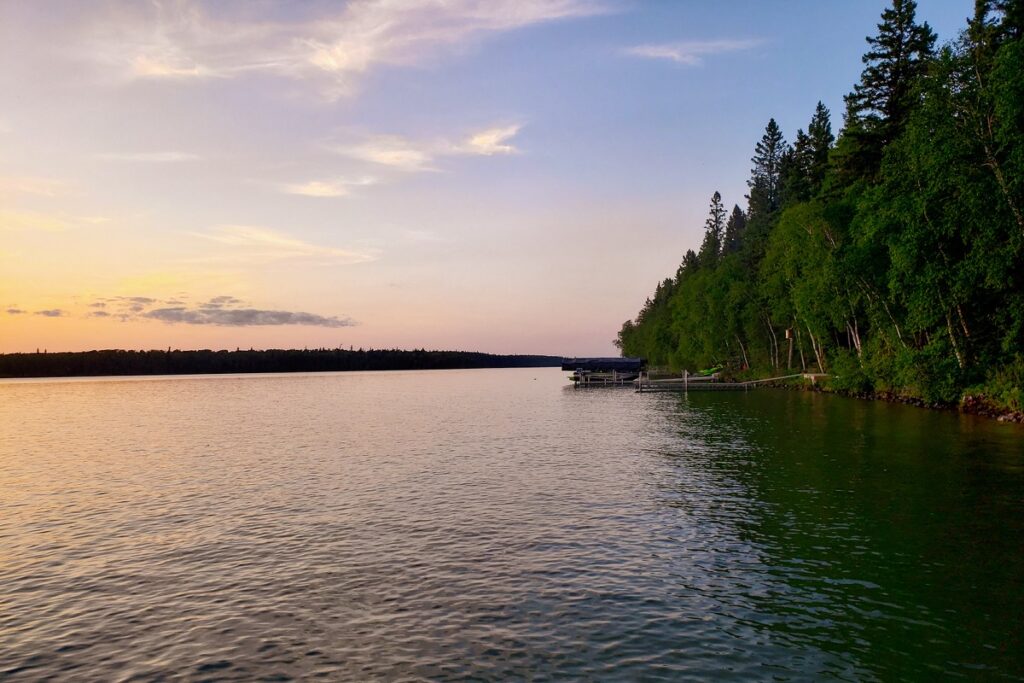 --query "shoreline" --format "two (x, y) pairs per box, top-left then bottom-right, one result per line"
(0, 348), (562, 380)
(758, 378), (1024, 424)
